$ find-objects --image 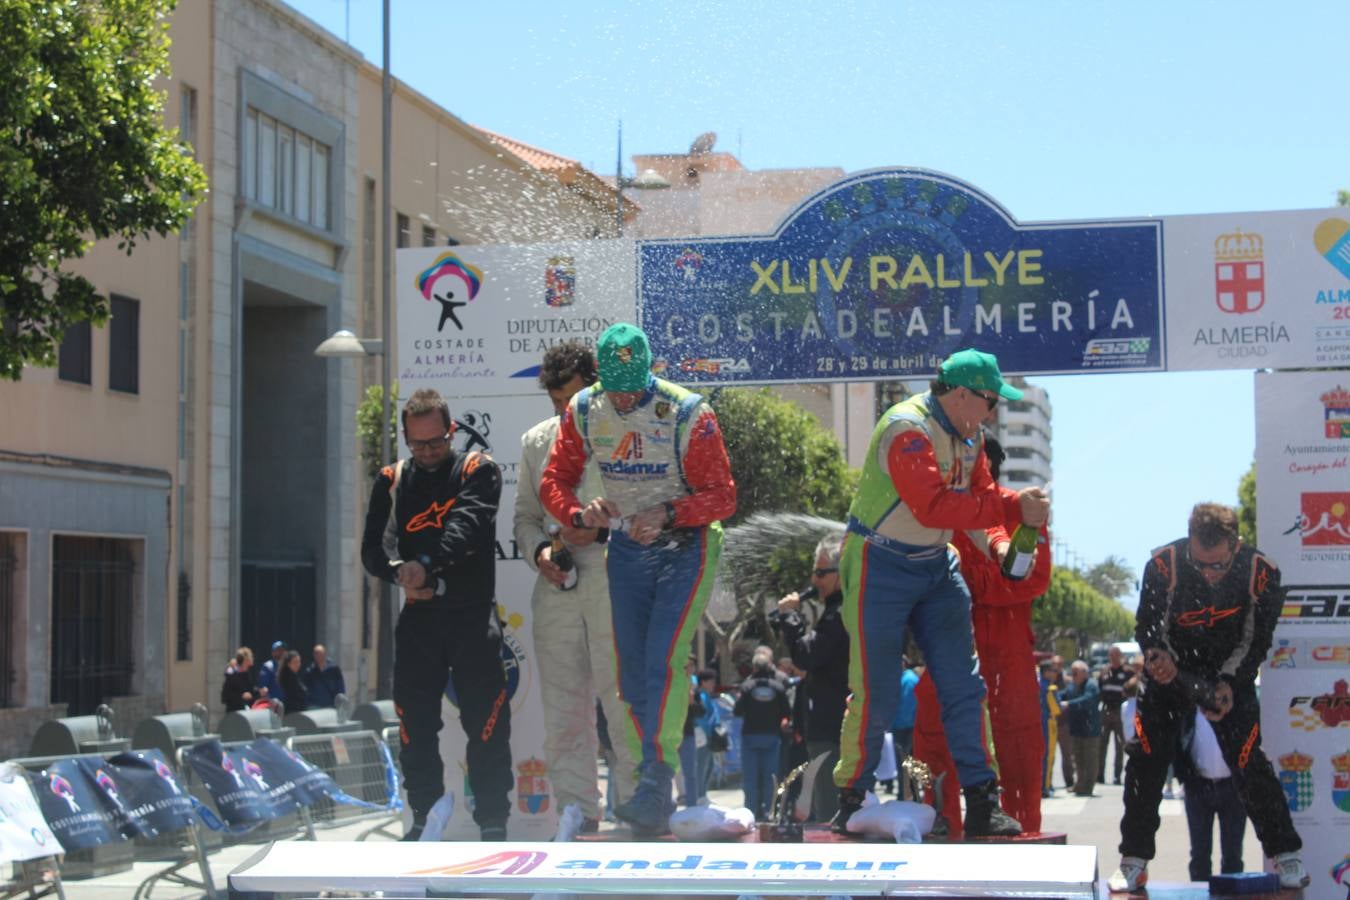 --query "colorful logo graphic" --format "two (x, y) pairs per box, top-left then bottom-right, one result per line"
(544, 256), (575, 308)
(674, 248), (703, 282)
(94, 769), (123, 808)
(1333, 752), (1350, 813)
(1176, 605), (1241, 628)
(1214, 230), (1265, 314)
(516, 758), (550, 815)
(48, 774), (80, 813)
(409, 850), (548, 877)
(243, 758), (269, 791)
(1324, 385), (1350, 439)
(1332, 854), (1350, 897)
(407, 498), (456, 533)
(1270, 639), (1299, 669)
(1283, 493), (1350, 545)
(1278, 750), (1315, 812)
(222, 753), (244, 788)
(416, 253), (484, 333)
(1314, 218), (1350, 280)
(612, 432), (643, 461)
(1288, 679), (1350, 731)
(153, 758), (182, 795)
